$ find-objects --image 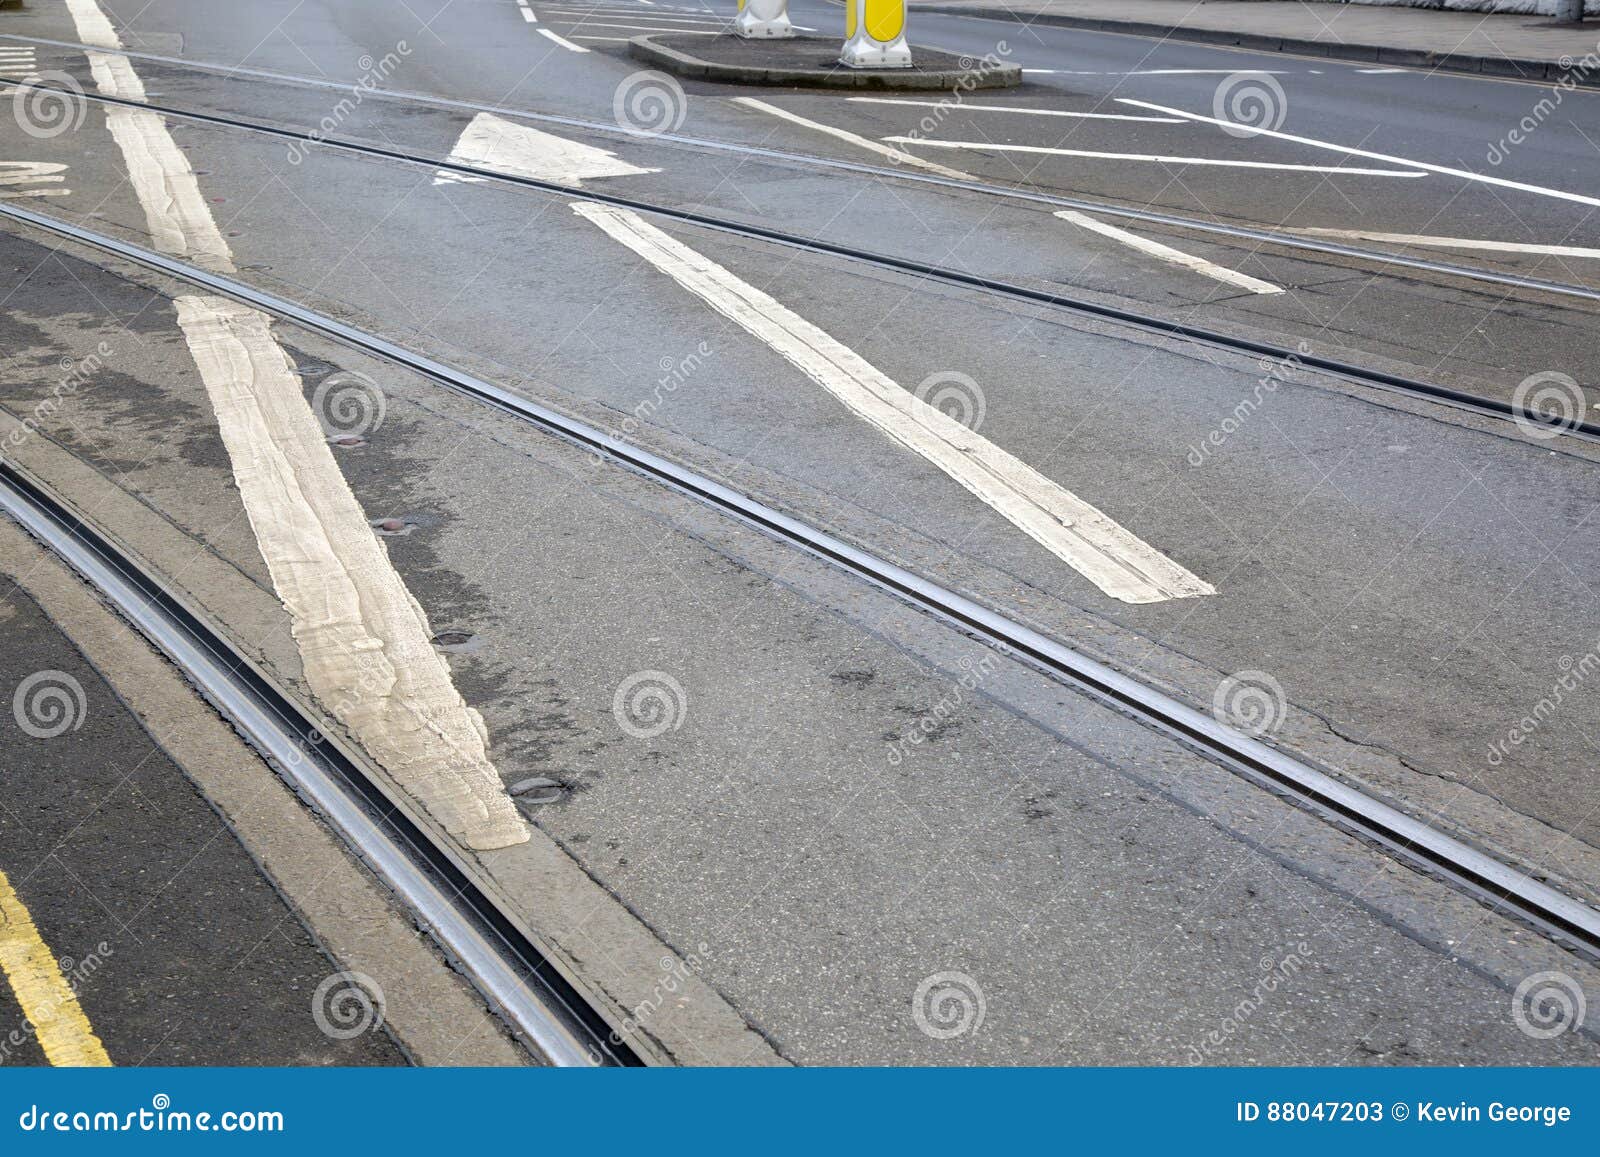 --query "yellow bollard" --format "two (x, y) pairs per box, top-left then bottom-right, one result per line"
(842, 0), (911, 67)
